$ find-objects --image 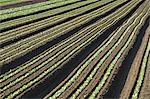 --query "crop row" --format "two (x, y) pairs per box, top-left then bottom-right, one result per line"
(0, 0), (113, 46)
(1, 0), (138, 98)
(1, 0), (129, 98)
(1, 0), (148, 98)
(0, 0), (64, 14)
(89, 10), (149, 99)
(0, 0), (117, 79)
(47, 1), (146, 98)
(138, 25), (150, 99)
(0, 0), (132, 88)
(0, 0), (30, 5)
(44, 1), (138, 97)
(0, 0), (96, 30)
(119, 6), (150, 98)
(131, 32), (150, 99)
(0, 0), (81, 20)
(0, 0), (123, 69)
(0, 0), (124, 89)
